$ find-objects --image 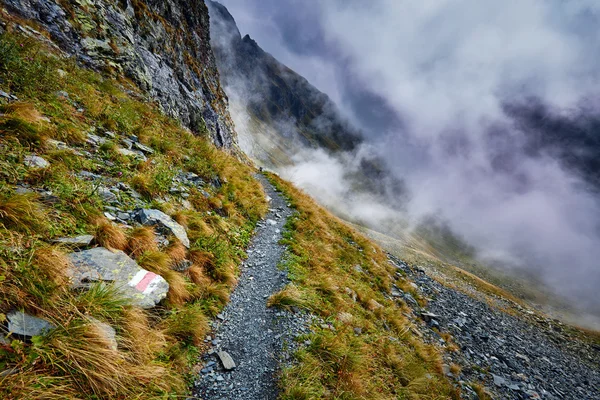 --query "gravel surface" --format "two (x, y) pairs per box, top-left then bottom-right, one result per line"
(389, 255), (600, 400)
(194, 175), (310, 400)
